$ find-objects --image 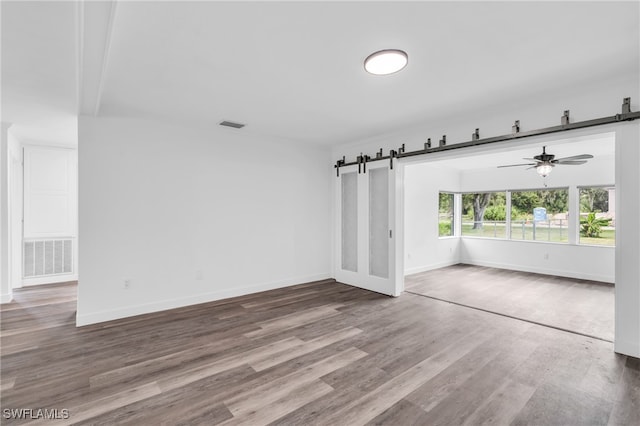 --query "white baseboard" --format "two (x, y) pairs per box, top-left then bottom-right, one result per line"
(615, 338), (640, 358)
(405, 260), (459, 276)
(460, 258), (614, 284)
(1, 292), (13, 304)
(22, 274), (78, 287)
(76, 273), (332, 327)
